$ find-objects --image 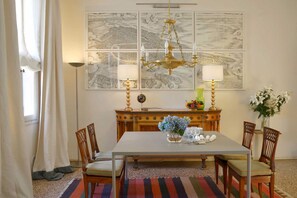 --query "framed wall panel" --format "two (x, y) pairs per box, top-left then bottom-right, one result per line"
(195, 51), (244, 90)
(86, 51), (138, 90)
(140, 11), (193, 50)
(195, 12), (244, 50)
(87, 12), (138, 50)
(85, 11), (244, 90)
